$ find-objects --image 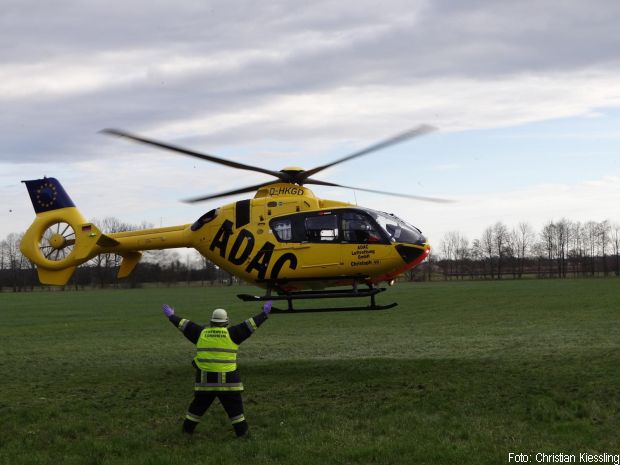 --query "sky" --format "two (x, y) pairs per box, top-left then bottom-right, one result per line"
(2, 0), (620, 250)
